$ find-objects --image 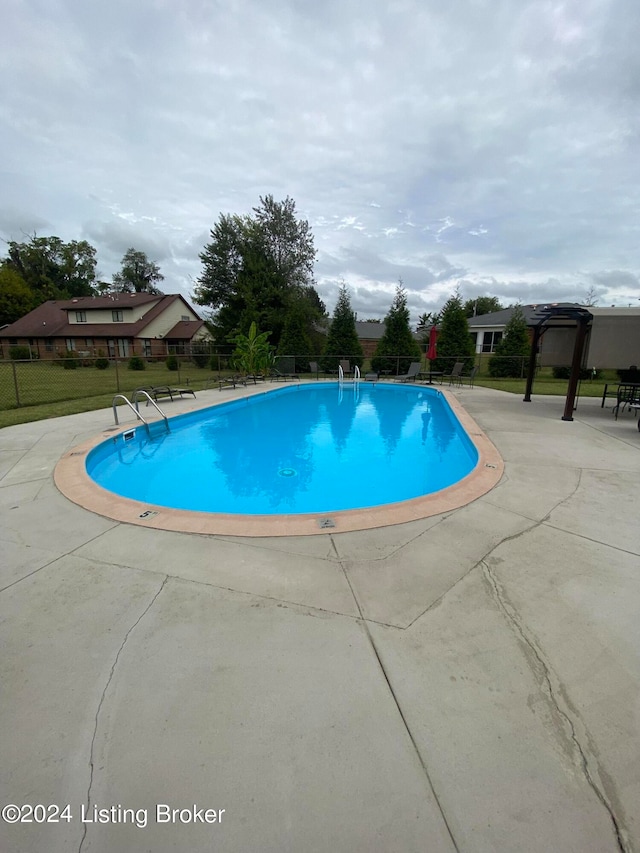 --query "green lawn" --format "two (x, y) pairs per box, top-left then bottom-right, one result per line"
(0, 360), (220, 428)
(0, 359), (615, 429)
